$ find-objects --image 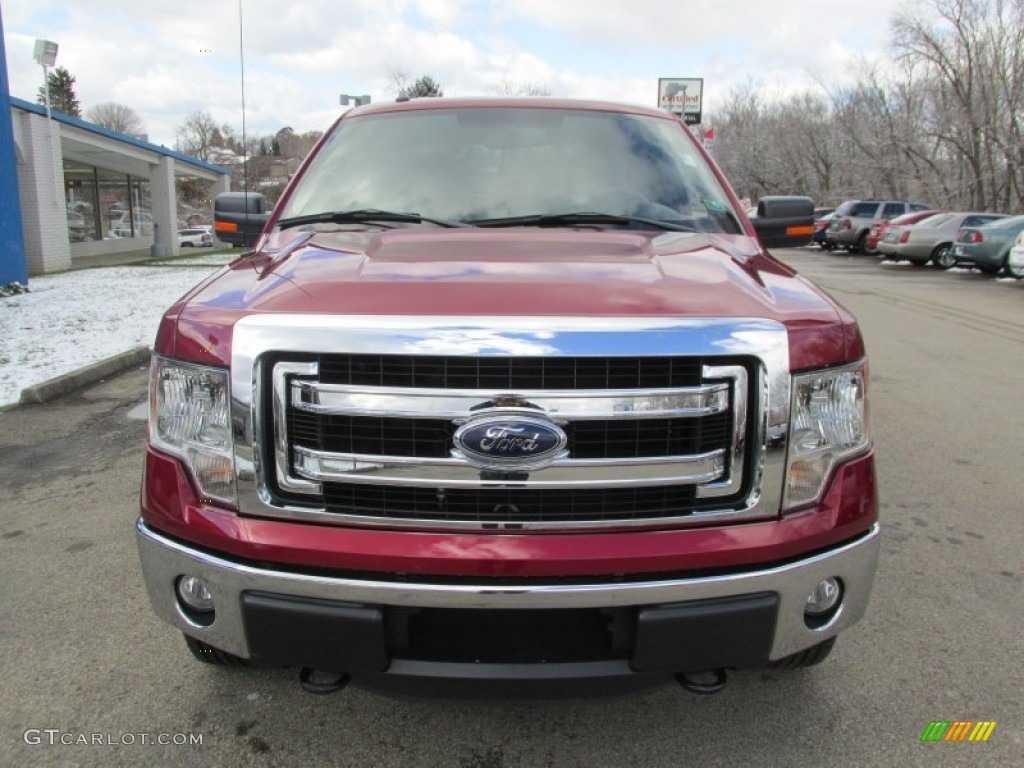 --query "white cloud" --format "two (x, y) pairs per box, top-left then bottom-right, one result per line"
(3, 0), (907, 146)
